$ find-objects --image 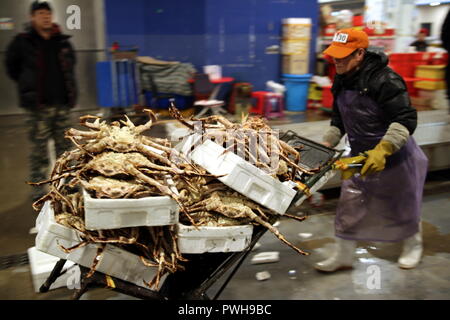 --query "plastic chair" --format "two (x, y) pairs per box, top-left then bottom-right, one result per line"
(192, 73), (215, 100)
(192, 73), (227, 117)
